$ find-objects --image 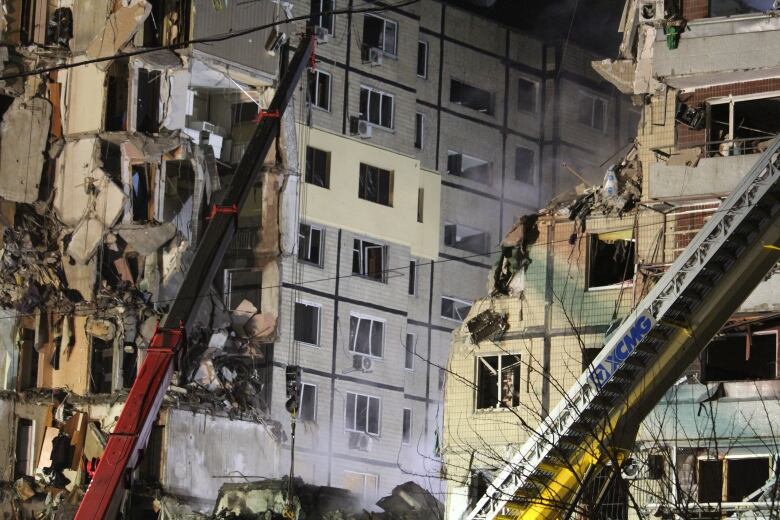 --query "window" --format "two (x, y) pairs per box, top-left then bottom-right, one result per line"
(343, 471), (379, 501)
(223, 268), (261, 310)
(305, 146), (330, 188)
(468, 470), (491, 509)
(300, 383), (317, 422)
(417, 41), (428, 78)
(352, 239), (386, 281)
(298, 223), (323, 266)
(345, 392), (381, 434)
(706, 94), (780, 157)
(131, 164), (151, 222)
(358, 163), (393, 206)
(710, 0), (773, 17)
(447, 151), (491, 184)
(294, 302), (320, 346)
(417, 188), (424, 223)
(349, 315), (384, 357)
(414, 112), (424, 150)
(578, 92), (607, 131)
(408, 260), (417, 295)
(232, 101), (257, 125)
(402, 408), (412, 444)
(587, 232), (635, 290)
(444, 223), (490, 255)
(311, 0), (334, 34)
(405, 333), (415, 370)
(307, 69), (331, 111)
(441, 296), (472, 322)
(450, 79), (493, 115)
(517, 77), (538, 112)
(701, 332), (777, 382)
(136, 68), (161, 133)
(363, 14), (397, 56)
(514, 146), (535, 184)
(696, 456), (771, 503)
(359, 86), (394, 129)
(14, 419), (34, 479)
(476, 354), (521, 410)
